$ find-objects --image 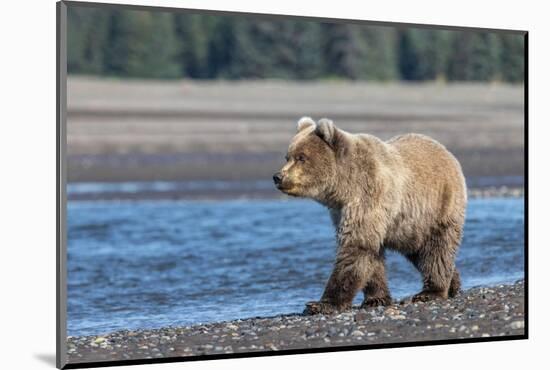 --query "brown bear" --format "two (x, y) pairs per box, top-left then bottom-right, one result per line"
(273, 117), (467, 315)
